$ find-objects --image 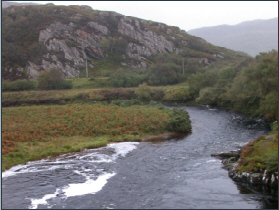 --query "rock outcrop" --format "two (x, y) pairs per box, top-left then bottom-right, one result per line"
(2, 4), (247, 80)
(212, 150), (278, 188)
(19, 15), (179, 78)
(34, 21), (106, 78)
